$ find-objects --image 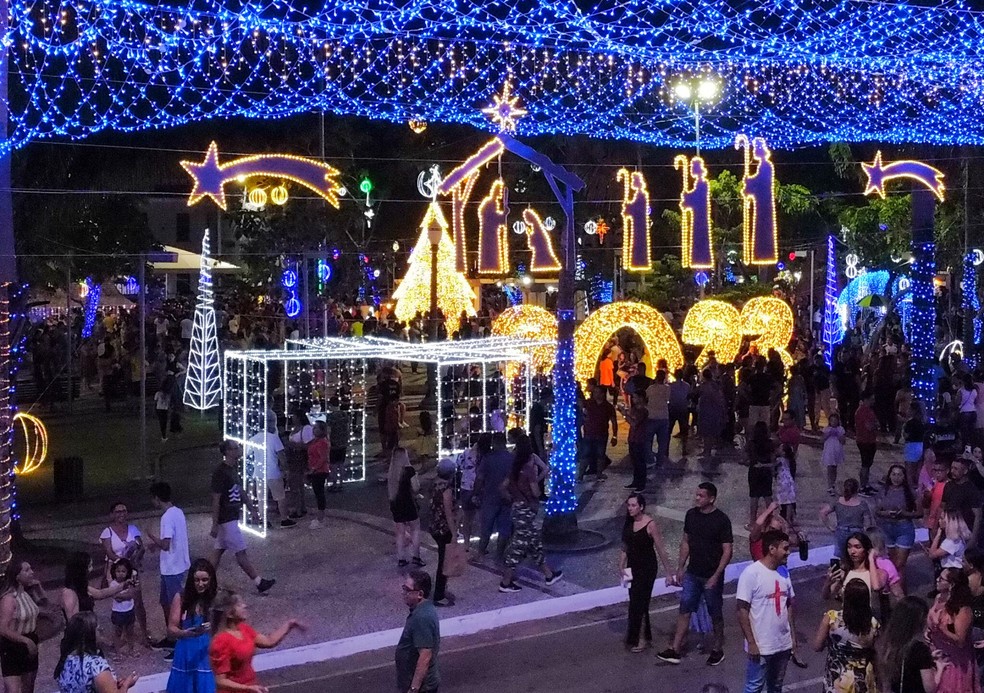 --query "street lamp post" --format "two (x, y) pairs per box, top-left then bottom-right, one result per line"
(421, 224), (442, 408)
(673, 78), (720, 156)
